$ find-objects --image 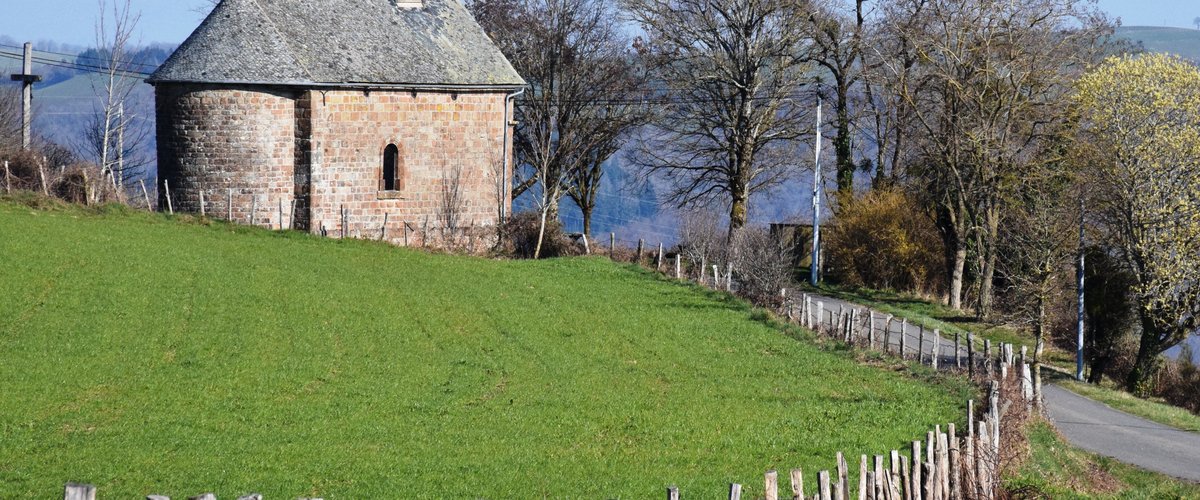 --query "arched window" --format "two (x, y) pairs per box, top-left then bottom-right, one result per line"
(382, 144), (400, 191)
